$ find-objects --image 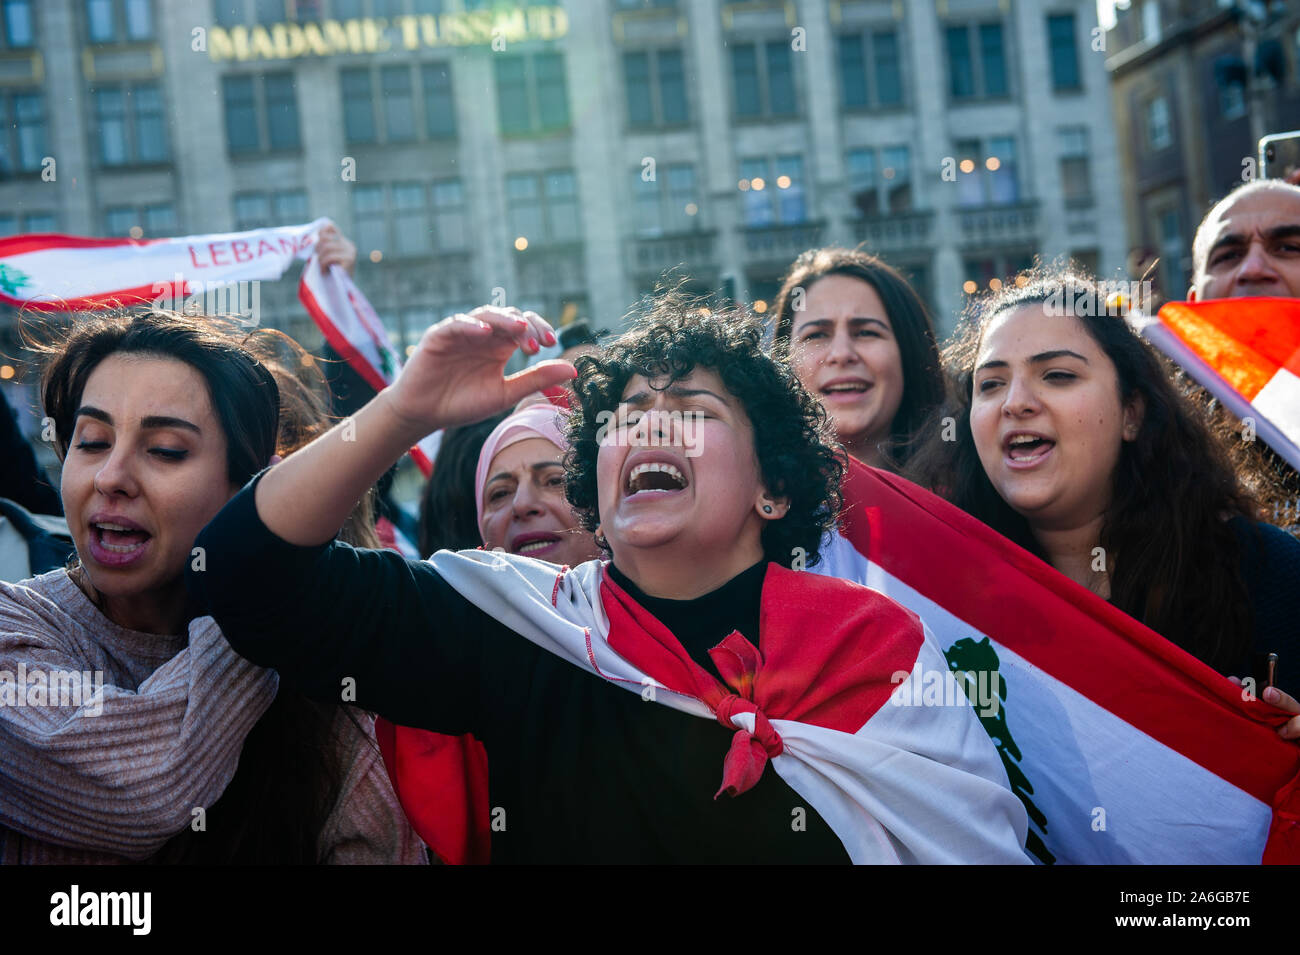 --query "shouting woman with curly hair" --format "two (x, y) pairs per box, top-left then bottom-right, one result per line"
(188, 295), (1029, 863)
